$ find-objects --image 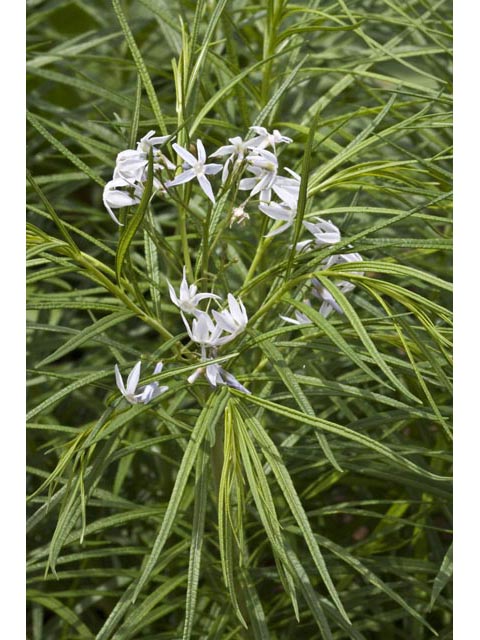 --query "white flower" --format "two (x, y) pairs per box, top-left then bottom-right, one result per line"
(137, 130), (170, 153)
(165, 140), (223, 204)
(210, 135), (257, 183)
(187, 362), (251, 394)
(212, 293), (248, 344)
(280, 309), (311, 325)
(248, 126), (292, 151)
(312, 252), (364, 317)
(182, 311), (224, 350)
(296, 217), (342, 251)
(310, 281), (344, 317)
(239, 149), (279, 202)
(167, 266), (220, 314)
(113, 130), (174, 183)
(103, 177), (143, 226)
(282, 252), (363, 323)
(113, 150), (148, 182)
(259, 200), (297, 237)
(272, 168), (301, 204)
(323, 252), (363, 269)
(114, 361), (168, 404)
